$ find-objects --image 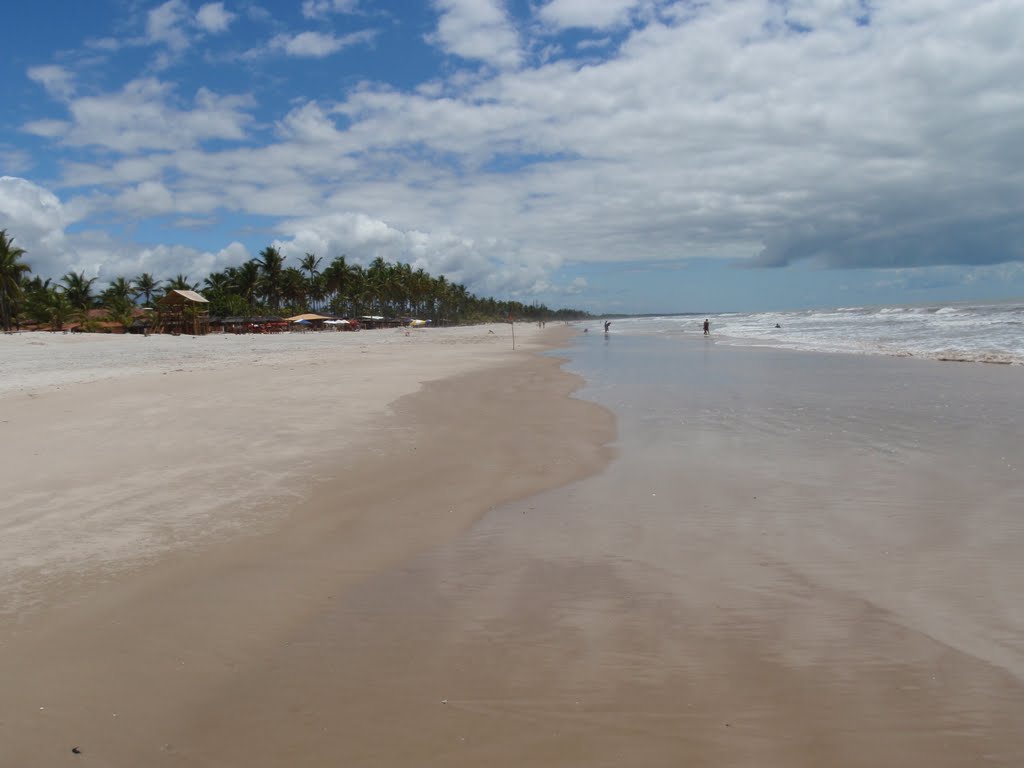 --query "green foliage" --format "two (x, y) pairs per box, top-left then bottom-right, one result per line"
(104, 295), (137, 332)
(0, 232), (593, 331)
(60, 271), (97, 311)
(133, 273), (161, 306)
(0, 230), (32, 331)
(47, 291), (74, 331)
